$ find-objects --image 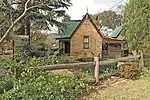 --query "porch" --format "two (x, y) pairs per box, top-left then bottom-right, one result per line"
(102, 42), (125, 58)
(57, 37), (70, 56)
